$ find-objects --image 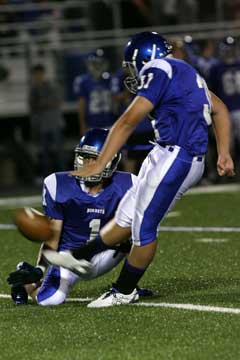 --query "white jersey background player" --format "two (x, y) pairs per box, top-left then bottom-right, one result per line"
(44, 32), (234, 308)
